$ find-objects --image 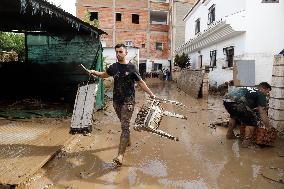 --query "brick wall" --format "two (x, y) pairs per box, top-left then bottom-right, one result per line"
(76, 0), (171, 61)
(150, 32), (169, 59)
(150, 2), (169, 11)
(116, 0), (148, 8)
(115, 9), (148, 30)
